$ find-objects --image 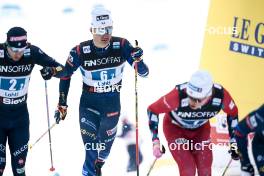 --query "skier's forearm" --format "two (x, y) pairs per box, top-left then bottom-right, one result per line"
(234, 124), (251, 164)
(136, 60), (149, 77)
(59, 77), (71, 106)
(52, 64), (68, 78)
(237, 135), (250, 165)
(148, 110), (160, 141)
(226, 115), (239, 137)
